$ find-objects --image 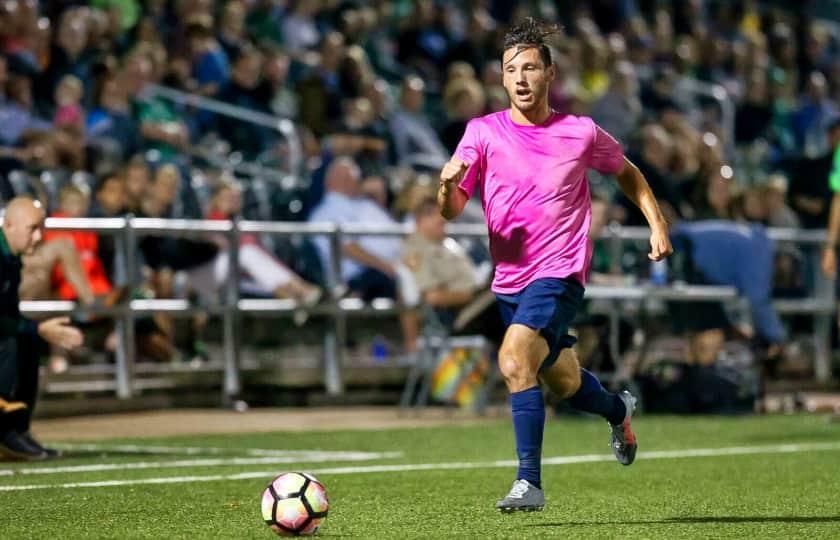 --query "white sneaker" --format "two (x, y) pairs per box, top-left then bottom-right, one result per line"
(495, 479), (545, 512)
